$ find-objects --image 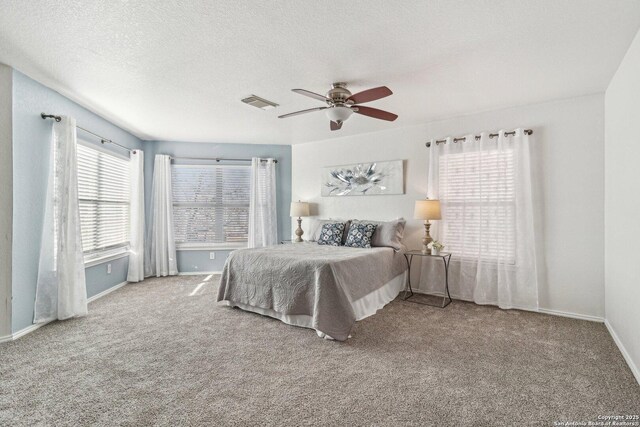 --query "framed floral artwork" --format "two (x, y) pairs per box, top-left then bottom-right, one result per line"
(321, 160), (404, 196)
